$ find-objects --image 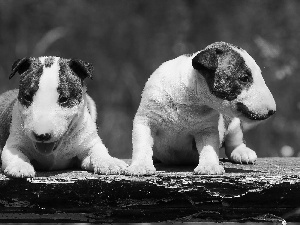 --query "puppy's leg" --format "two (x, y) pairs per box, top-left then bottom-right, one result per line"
(80, 140), (128, 175)
(194, 128), (225, 175)
(125, 119), (156, 175)
(224, 118), (257, 164)
(1, 146), (35, 178)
